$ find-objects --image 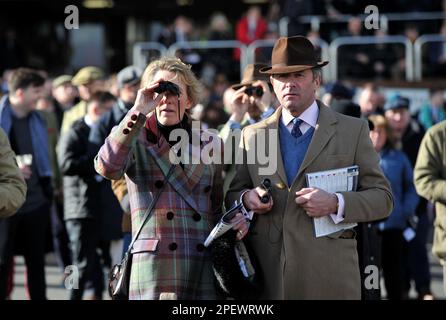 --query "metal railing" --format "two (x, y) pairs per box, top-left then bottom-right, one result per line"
(133, 35), (442, 83)
(414, 34), (446, 81)
(167, 40), (247, 79)
(329, 35), (414, 81)
(132, 42), (167, 70)
(279, 11), (446, 36)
